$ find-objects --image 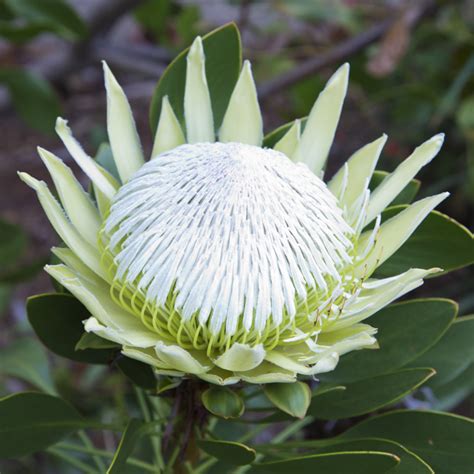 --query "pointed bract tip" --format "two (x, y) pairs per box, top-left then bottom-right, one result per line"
(37, 147), (53, 166)
(102, 62), (122, 94)
(431, 132), (445, 146)
(37, 146), (53, 159)
(55, 117), (69, 133)
(18, 171), (40, 189)
(243, 59), (252, 71)
(36, 145), (48, 157)
(188, 36), (204, 59)
(327, 63), (350, 85)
